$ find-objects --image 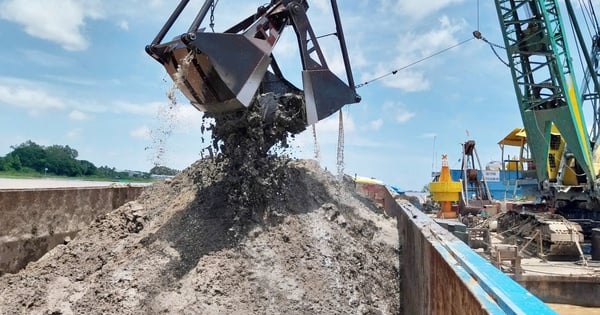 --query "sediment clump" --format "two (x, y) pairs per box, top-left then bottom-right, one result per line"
(200, 93), (307, 224)
(0, 94), (400, 314)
